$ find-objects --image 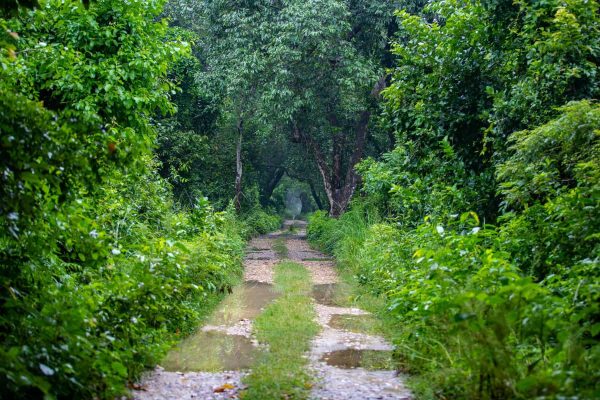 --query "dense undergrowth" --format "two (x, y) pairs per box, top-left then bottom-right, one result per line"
(240, 208), (282, 238)
(0, 1), (280, 398)
(1, 166), (249, 399)
(308, 0), (598, 397)
(309, 102), (600, 399)
(1, 0), (598, 398)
